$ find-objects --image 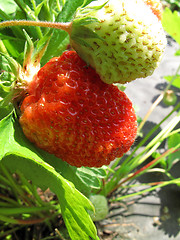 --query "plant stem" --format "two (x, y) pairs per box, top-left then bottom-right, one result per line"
(55, 228), (65, 240)
(109, 146), (179, 196)
(138, 64), (180, 132)
(112, 177), (180, 201)
(126, 111), (180, 173)
(0, 206), (55, 216)
(0, 20), (72, 34)
(0, 226), (23, 238)
(121, 102), (180, 170)
(101, 104), (180, 196)
(0, 40), (9, 55)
